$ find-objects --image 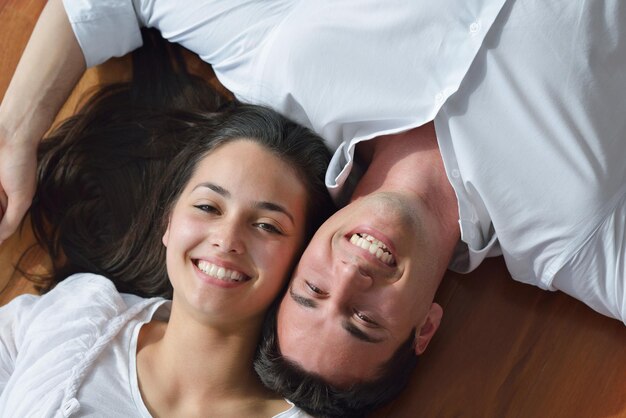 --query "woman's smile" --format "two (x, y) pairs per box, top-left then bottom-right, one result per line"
(192, 258), (252, 289)
(195, 259), (249, 282)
